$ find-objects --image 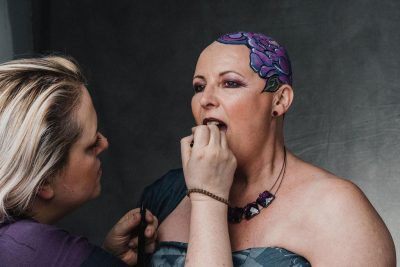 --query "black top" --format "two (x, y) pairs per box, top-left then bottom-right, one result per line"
(138, 168), (187, 225)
